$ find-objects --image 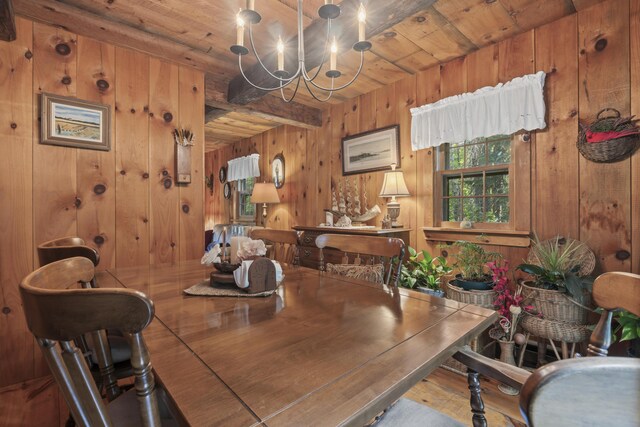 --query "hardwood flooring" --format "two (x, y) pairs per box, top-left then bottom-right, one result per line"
(0, 368), (525, 427)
